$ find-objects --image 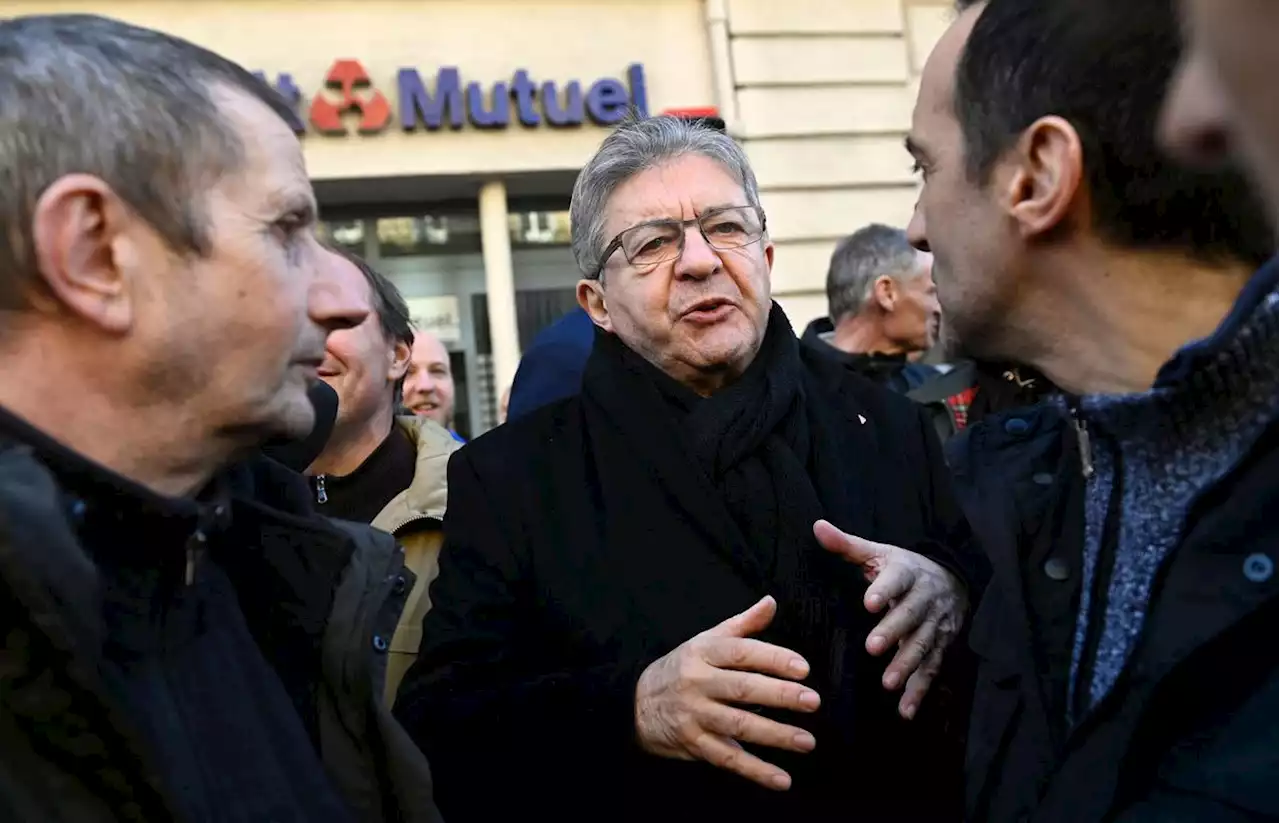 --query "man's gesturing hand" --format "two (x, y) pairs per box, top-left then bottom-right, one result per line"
(813, 520), (967, 720)
(634, 596), (821, 791)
